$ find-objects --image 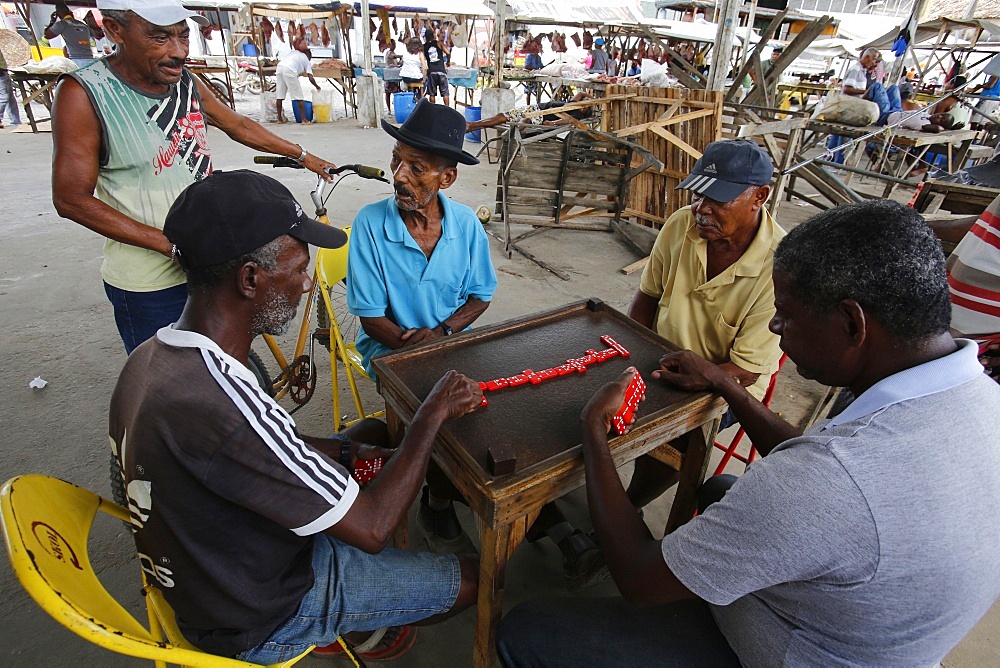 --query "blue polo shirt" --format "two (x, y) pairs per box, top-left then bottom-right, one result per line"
(347, 193), (498, 375)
